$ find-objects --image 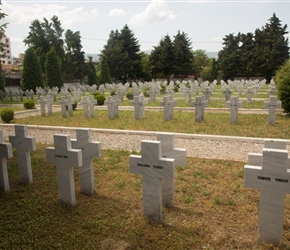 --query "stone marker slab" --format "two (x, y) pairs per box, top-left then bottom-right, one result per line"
(244, 147), (290, 244)
(129, 140), (175, 223)
(226, 96), (242, 124)
(156, 133), (187, 208)
(105, 96), (115, 120)
(0, 131), (13, 192)
(71, 129), (101, 195)
(46, 134), (82, 206)
(192, 96), (207, 122)
(9, 125), (36, 184)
